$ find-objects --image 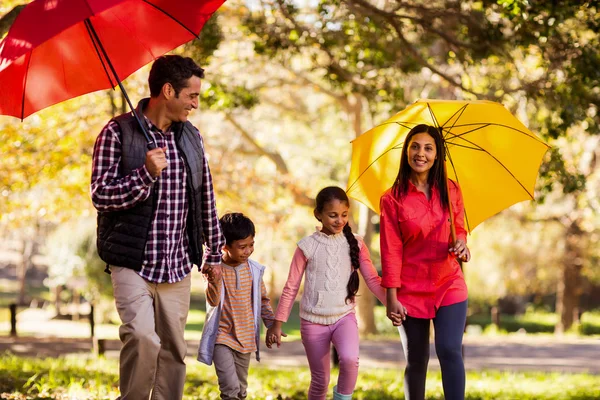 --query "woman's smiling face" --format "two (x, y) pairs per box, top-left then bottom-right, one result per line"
(407, 132), (437, 175)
